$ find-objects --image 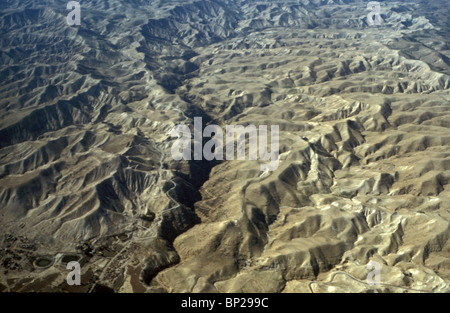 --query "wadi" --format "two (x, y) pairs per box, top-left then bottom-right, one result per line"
(170, 116), (280, 171)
